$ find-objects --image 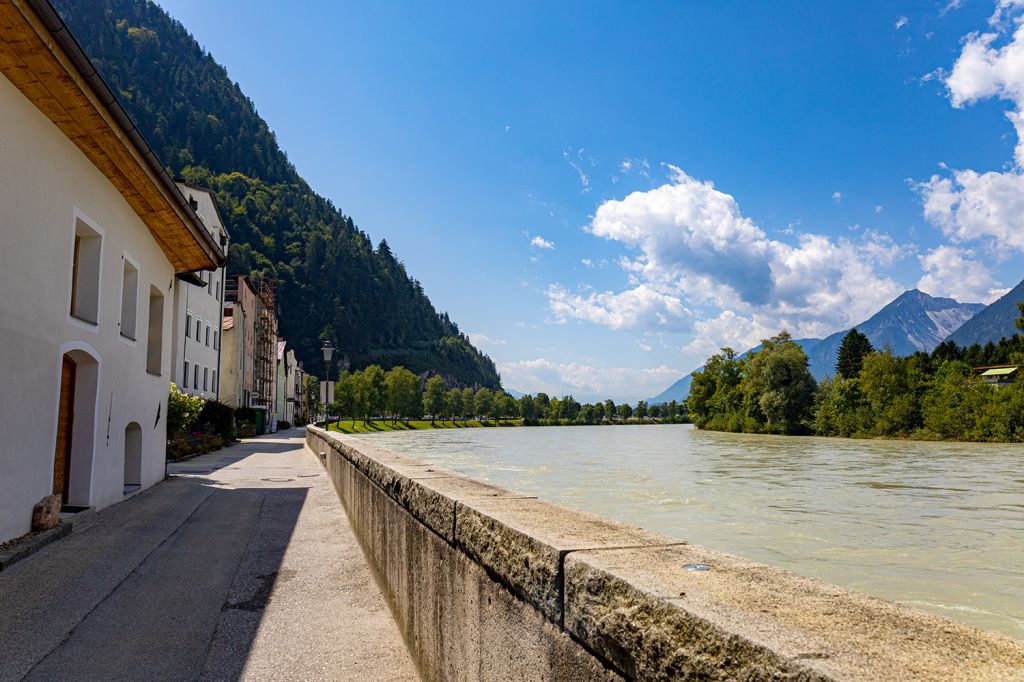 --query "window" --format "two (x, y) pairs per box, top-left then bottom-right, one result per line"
(185, 313), (192, 339)
(195, 318), (201, 340)
(193, 364), (199, 390)
(70, 218), (102, 324)
(215, 276), (221, 302)
(146, 286), (164, 375)
(203, 367), (208, 391)
(184, 360), (190, 386)
(208, 274), (213, 295)
(119, 257), (138, 340)
(205, 324), (211, 347)
(212, 370), (217, 393)
(213, 331), (218, 350)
